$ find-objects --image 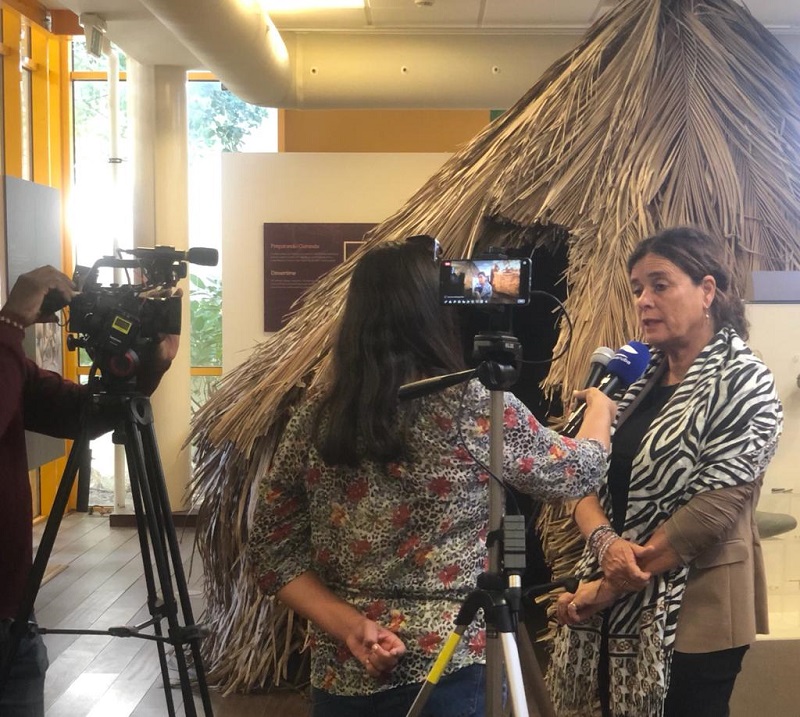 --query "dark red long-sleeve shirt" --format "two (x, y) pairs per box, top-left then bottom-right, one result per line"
(0, 320), (169, 619)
